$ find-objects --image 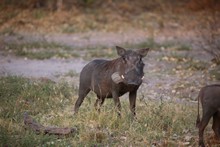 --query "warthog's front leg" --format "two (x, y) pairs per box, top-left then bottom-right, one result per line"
(129, 90), (137, 117)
